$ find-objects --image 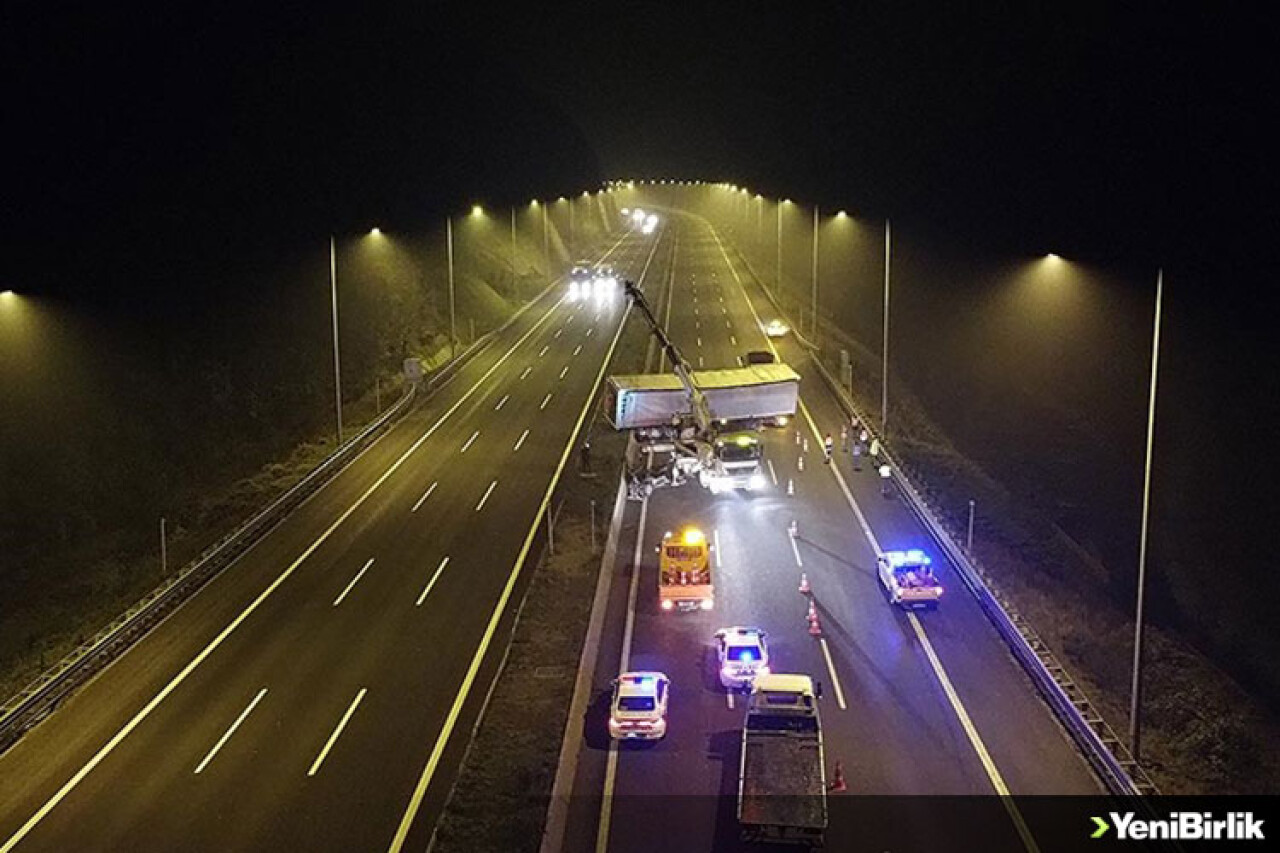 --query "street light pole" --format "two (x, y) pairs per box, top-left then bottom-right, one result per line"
(881, 219), (891, 437)
(329, 234), (343, 443)
(446, 217), (457, 359)
(1129, 268), (1164, 762)
(811, 204), (819, 337)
